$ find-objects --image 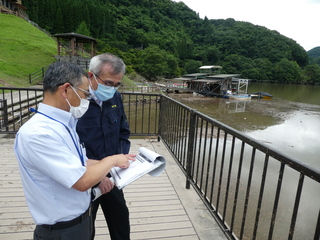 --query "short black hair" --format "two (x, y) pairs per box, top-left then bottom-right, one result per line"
(43, 62), (87, 93)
